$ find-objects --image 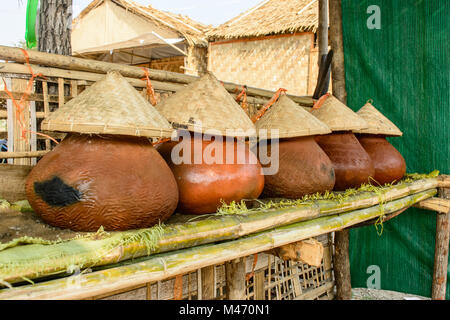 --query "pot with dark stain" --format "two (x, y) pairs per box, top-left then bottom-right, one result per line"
(315, 132), (375, 191)
(25, 133), (179, 232)
(157, 134), (264, 215)
(356, 134), (406, 185)
(260, 136), (335, 199)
